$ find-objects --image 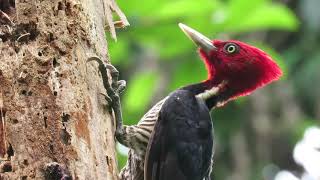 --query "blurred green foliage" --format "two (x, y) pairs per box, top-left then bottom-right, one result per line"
(108, 0), (302, 179)
(124, 71), (159, 124)
(111, 0), (298, 65)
